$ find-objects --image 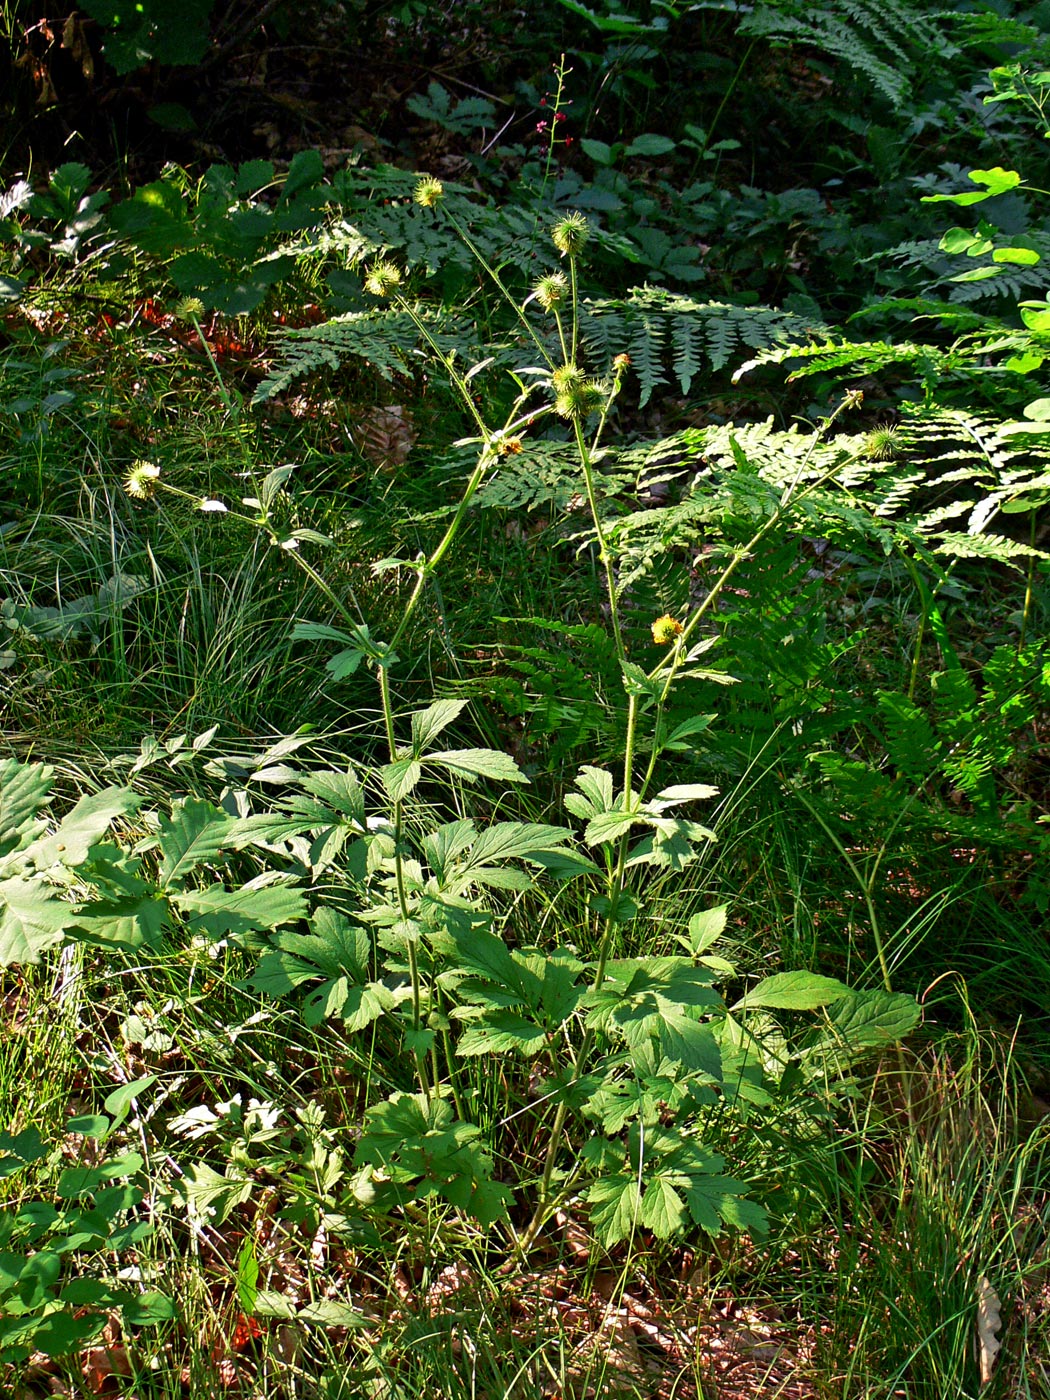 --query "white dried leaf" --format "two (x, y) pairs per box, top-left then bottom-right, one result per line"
(977, 1274), (1002, 1388)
